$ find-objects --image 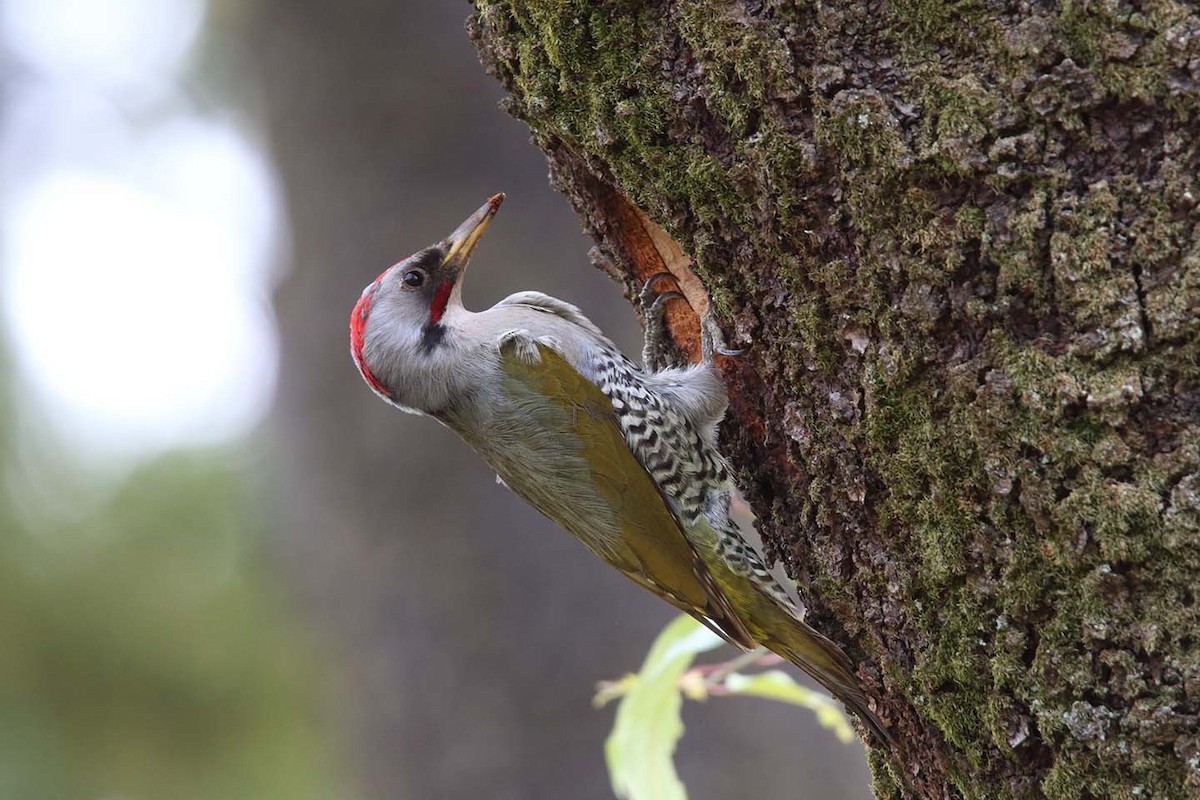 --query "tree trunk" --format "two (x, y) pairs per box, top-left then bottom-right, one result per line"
(243, 1), (871, 797)
(468, 2), (1200, 797)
